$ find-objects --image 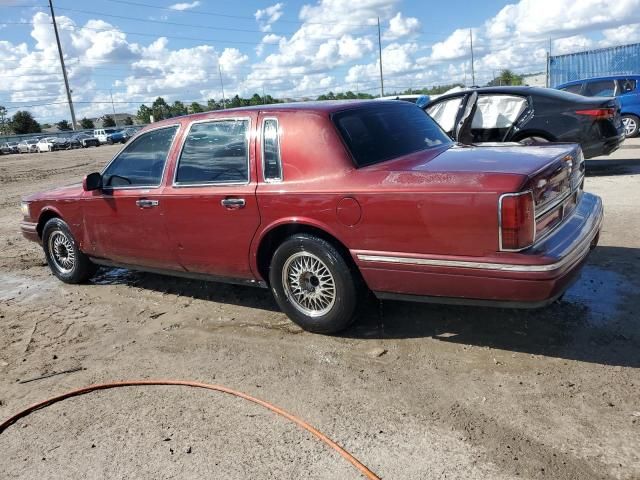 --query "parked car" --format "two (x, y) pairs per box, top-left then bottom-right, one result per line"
(556, 75), (640, 138)
(52, 137), (70, 150)
(93, 128), (117, 144)
(36, 137), (57, 152)
(1, 142), (19, 154)
(17, 138), (38, 153)
(106, 130), (133, 144)
(423, 86), (625, 159)
(71, 133), (100, 148)
(20, 101), (603, 333)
